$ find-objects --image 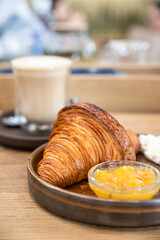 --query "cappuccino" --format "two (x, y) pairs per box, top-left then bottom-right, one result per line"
(12, 56), (72, 127)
